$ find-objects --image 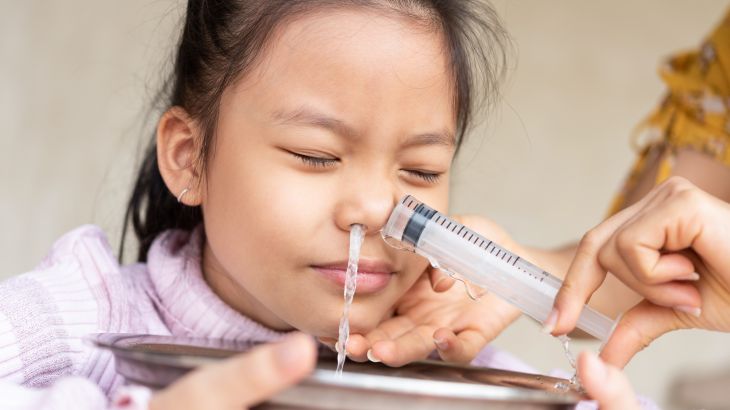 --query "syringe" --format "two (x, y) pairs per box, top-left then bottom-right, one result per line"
(381, 195), (616, 342)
